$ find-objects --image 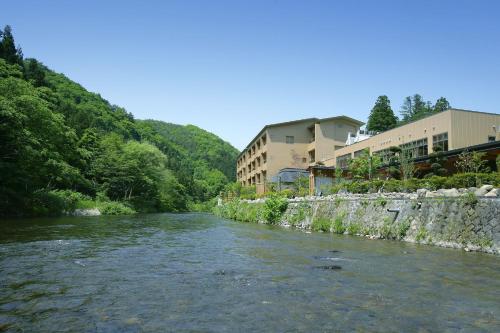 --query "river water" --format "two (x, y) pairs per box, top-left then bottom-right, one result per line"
(0, 213), (499, 332)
